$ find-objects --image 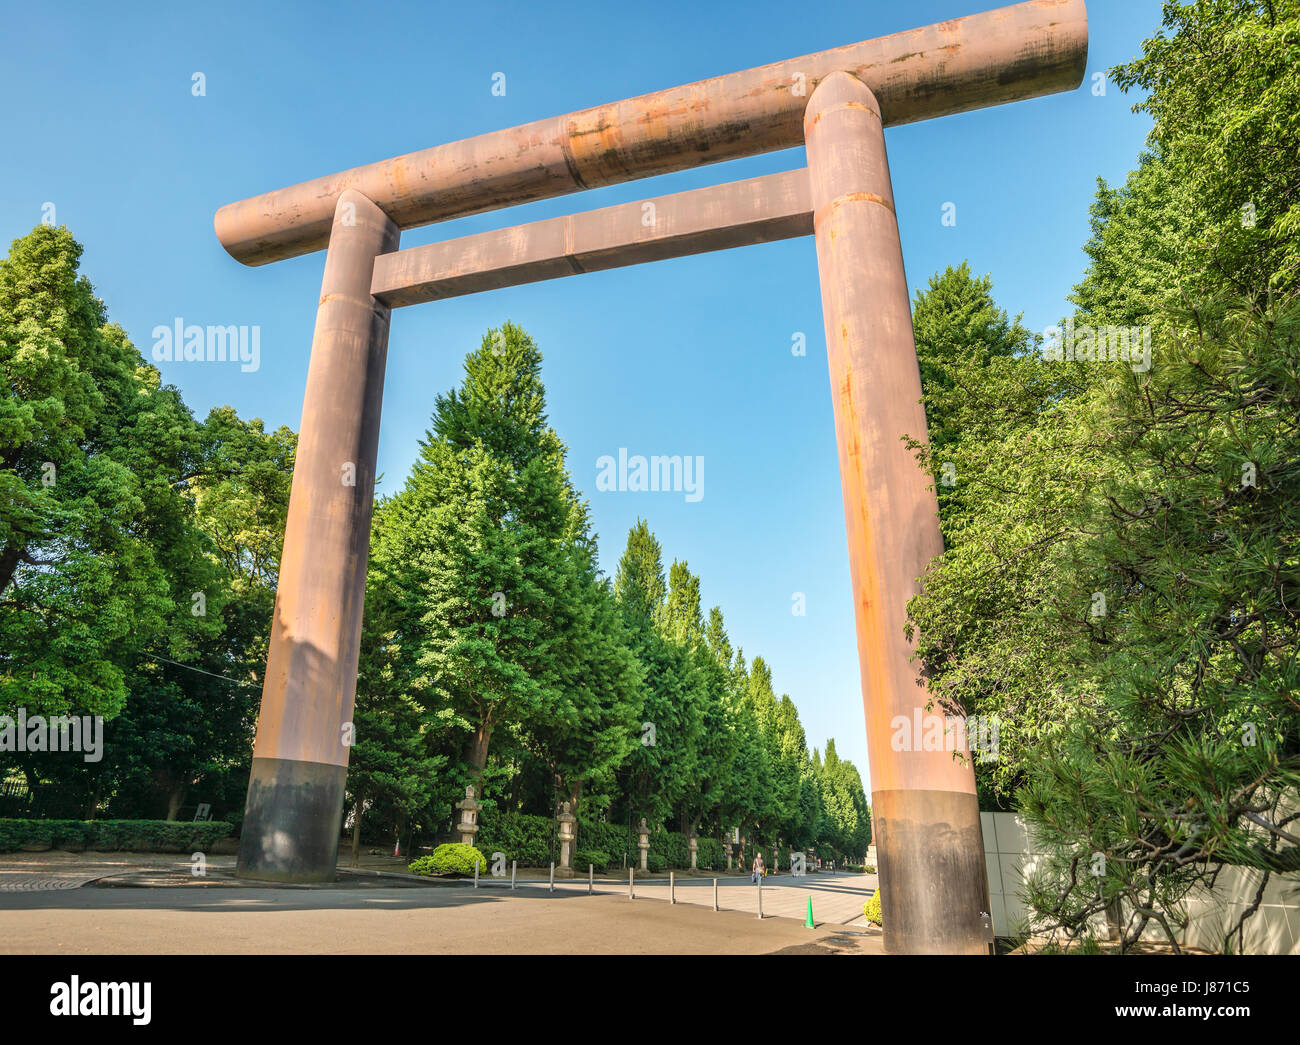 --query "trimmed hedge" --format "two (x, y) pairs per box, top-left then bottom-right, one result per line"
(695, 837), (725, 870)
(580, 820), (635, 864)
(475, 812), (636, 870)
(475, 811), (556, 867)
(0, 819), (233, 854)
(409, 843), (486, 877)
(864, 891), (882, 926)
(649, 830), (688, 870)
(574, 848), (610, 871)
(474, 810), (742, 872)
